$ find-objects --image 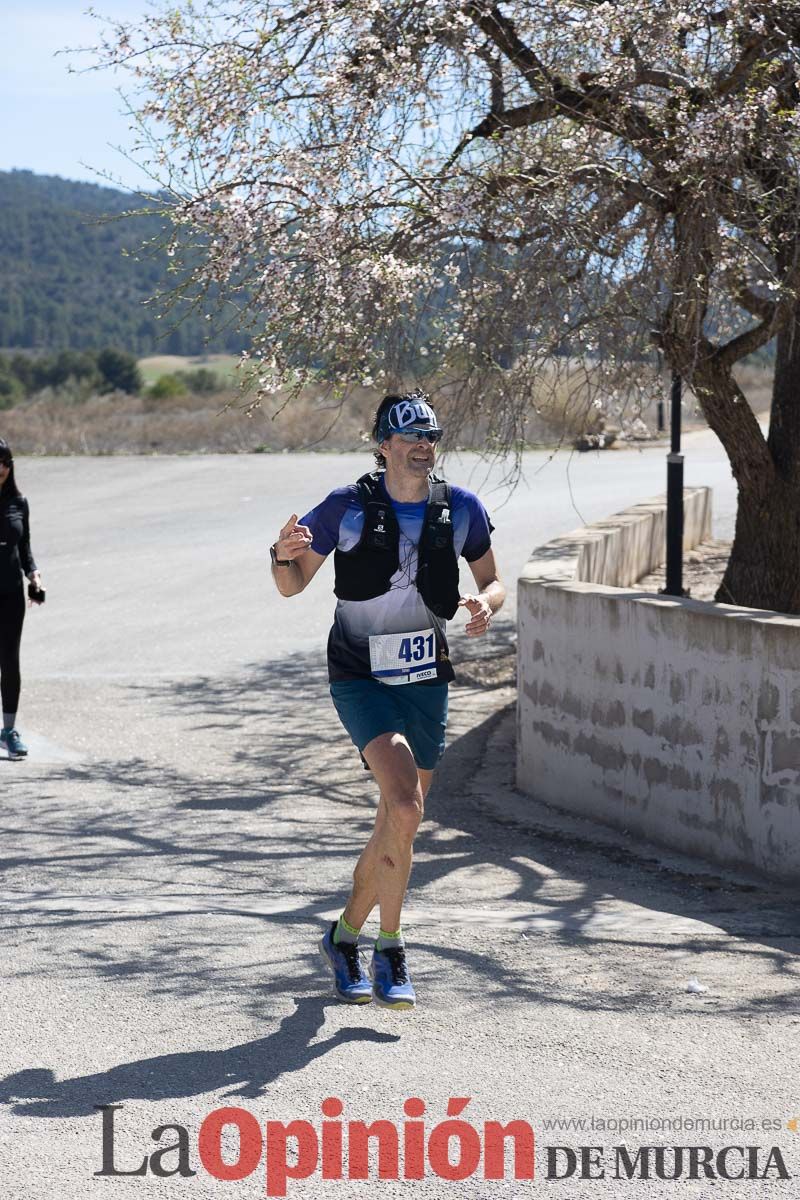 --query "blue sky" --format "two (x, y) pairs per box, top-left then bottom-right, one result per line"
(2, 0), (154, 192)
